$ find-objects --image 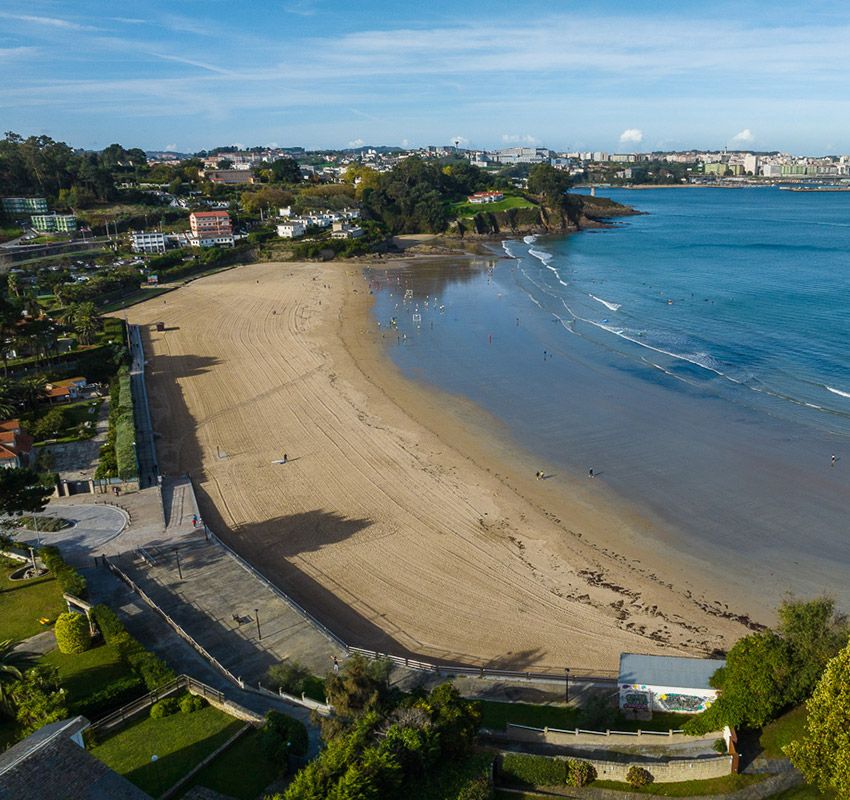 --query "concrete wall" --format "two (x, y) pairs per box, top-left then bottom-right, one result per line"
(504, 723), (722, 748)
